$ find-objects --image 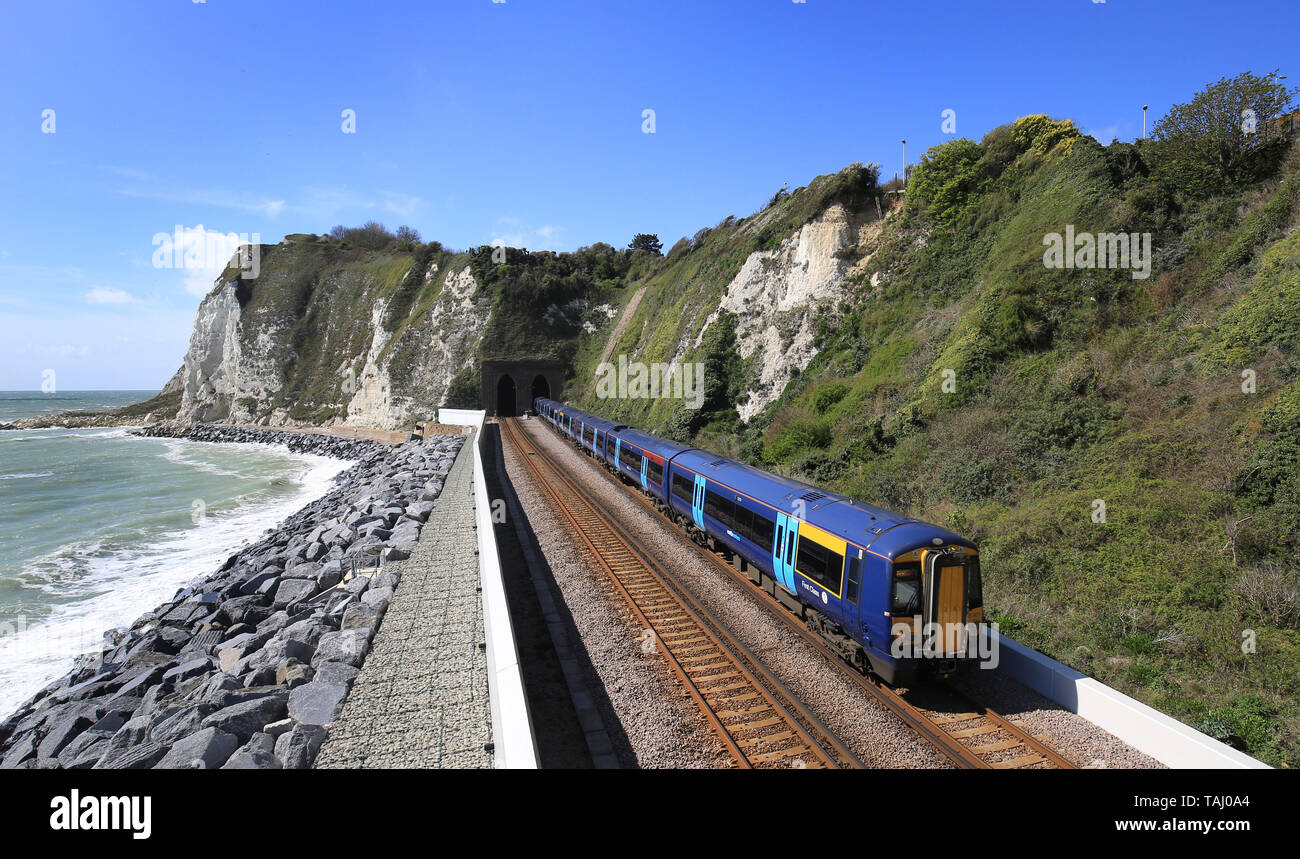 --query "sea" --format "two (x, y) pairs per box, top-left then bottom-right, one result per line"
(0, 391), (351, 718)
